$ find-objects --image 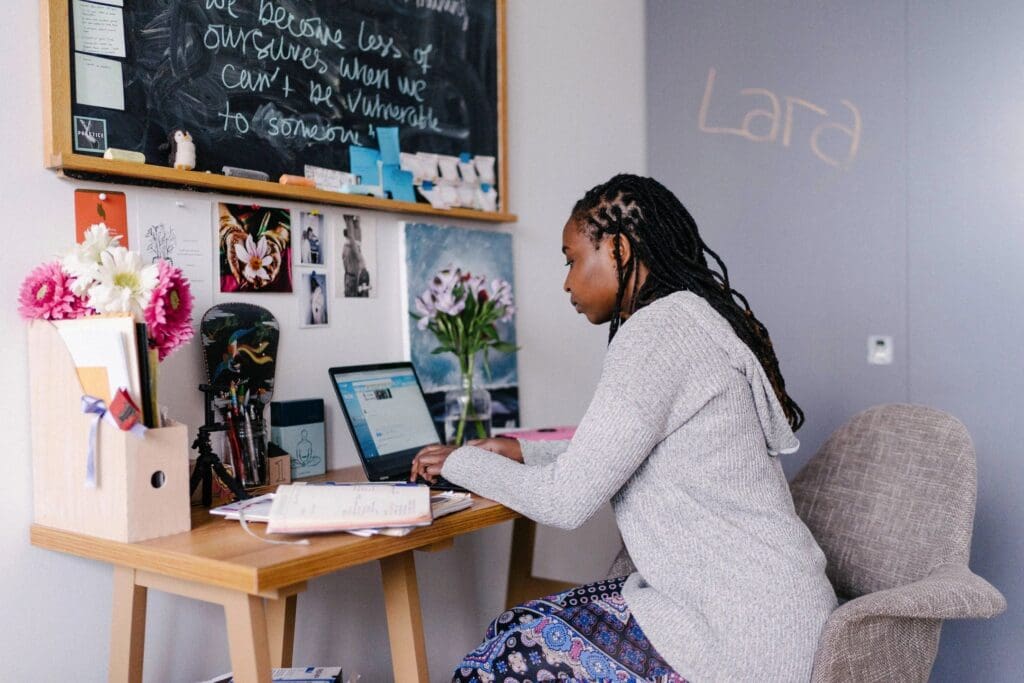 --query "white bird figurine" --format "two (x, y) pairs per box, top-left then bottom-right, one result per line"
(167, 129), (196, 171)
